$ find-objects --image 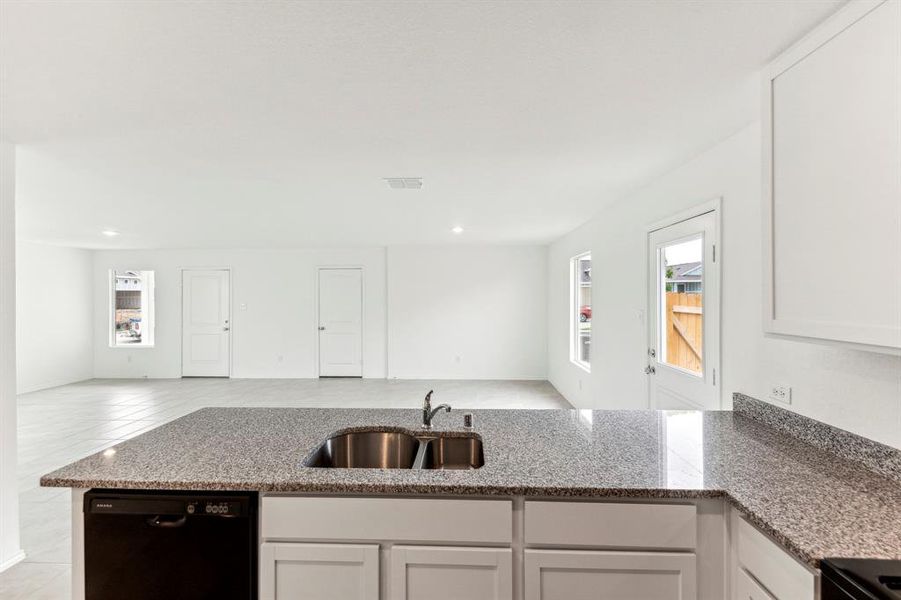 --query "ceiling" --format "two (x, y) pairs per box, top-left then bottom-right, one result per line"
(0, 0), (842, 249)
